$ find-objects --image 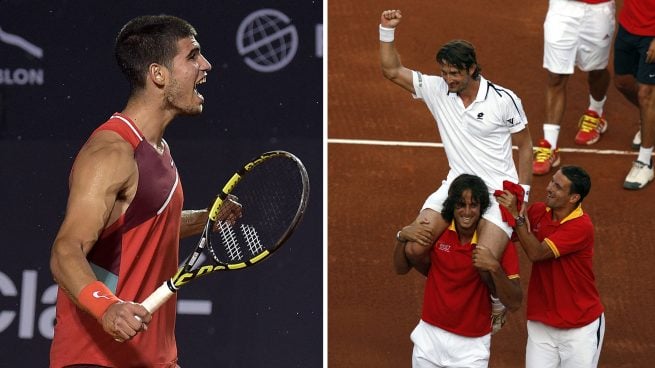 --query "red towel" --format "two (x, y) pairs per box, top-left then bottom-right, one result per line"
(493, 181), (524, 227)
